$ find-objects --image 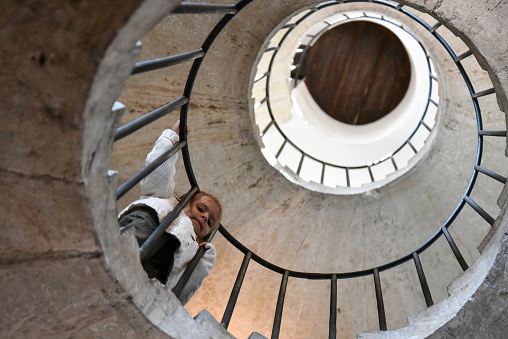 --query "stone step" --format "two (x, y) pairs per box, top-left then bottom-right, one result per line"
(357, 295), (462, 339)
(194, 310), (237, 339)
(194, 310), (269, 339)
